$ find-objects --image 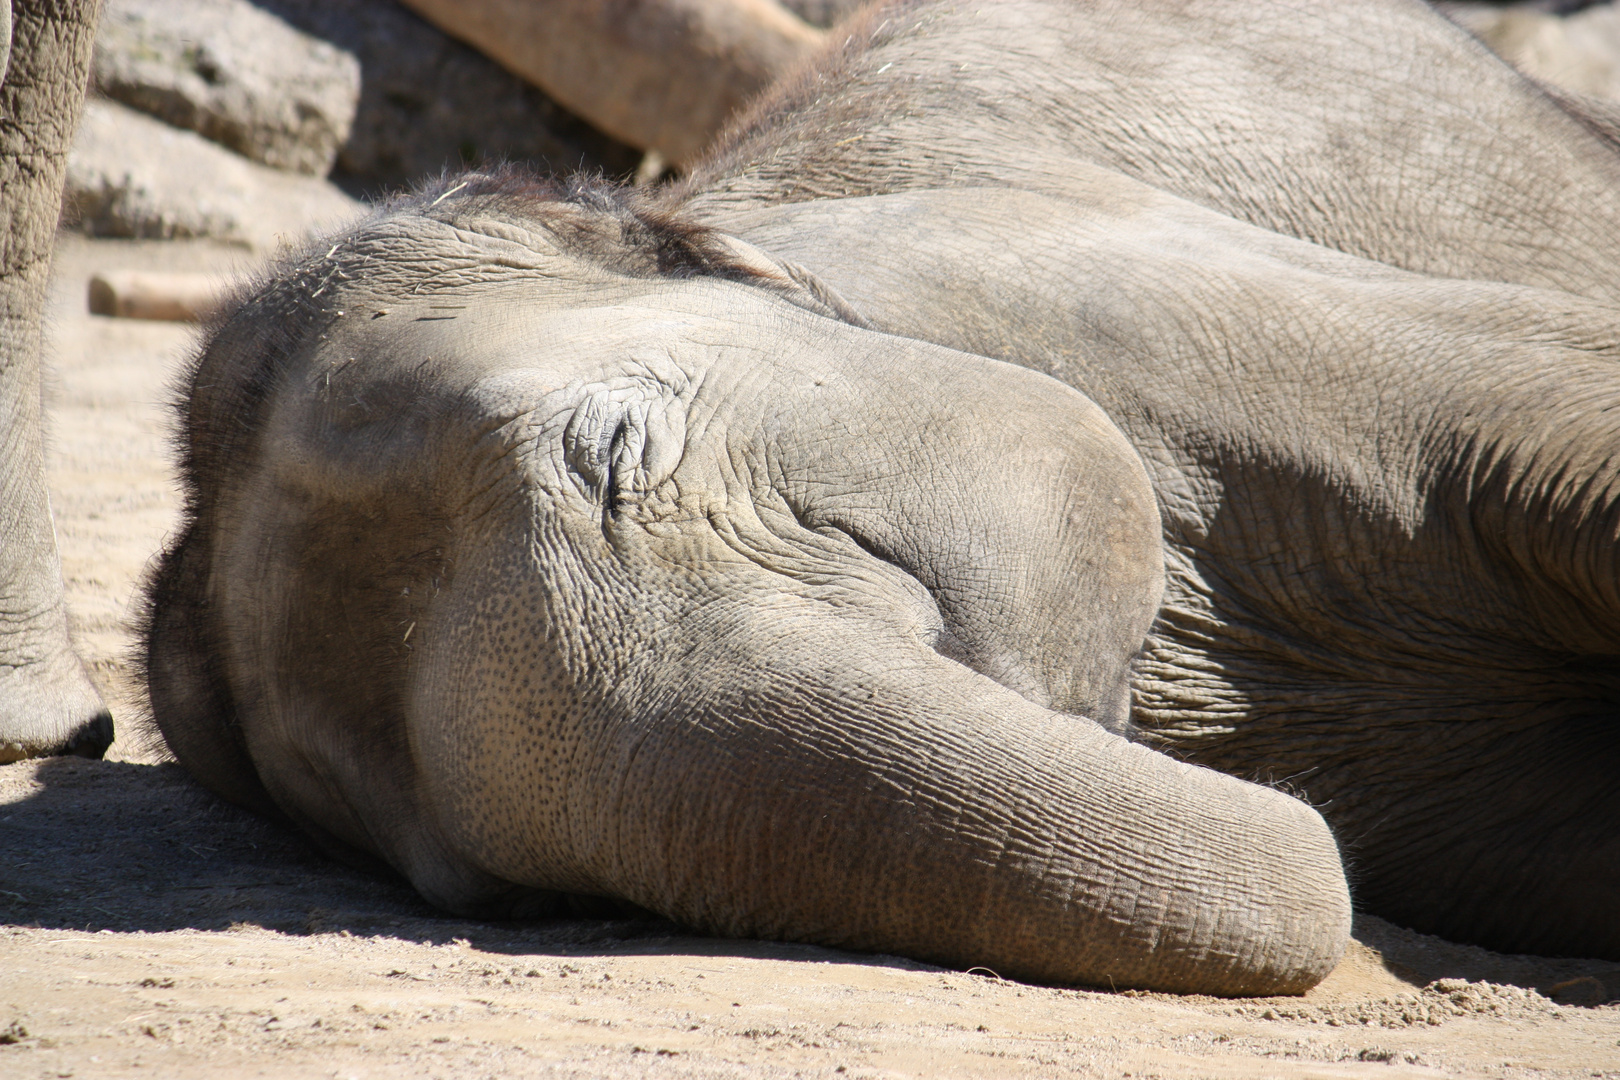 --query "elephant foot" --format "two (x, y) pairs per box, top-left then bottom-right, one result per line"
(0, 649), (114, 765)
